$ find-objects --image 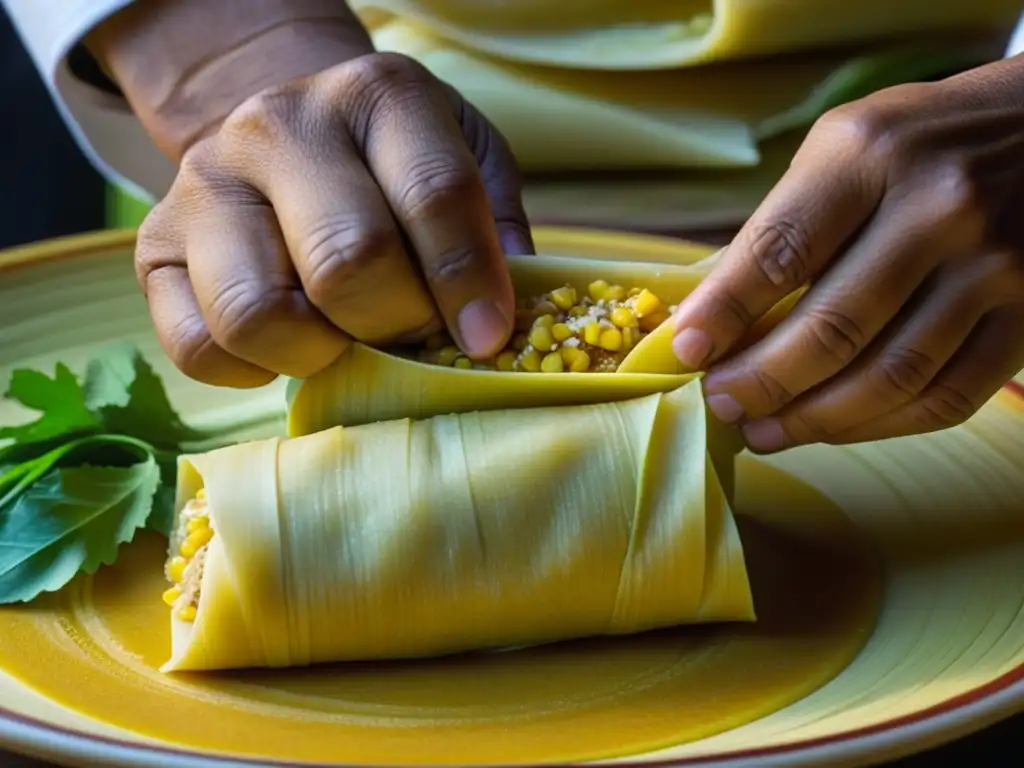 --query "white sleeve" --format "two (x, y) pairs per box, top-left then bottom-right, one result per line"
(2, 0), (175, 202)
(1007, 10), (1024, 57)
